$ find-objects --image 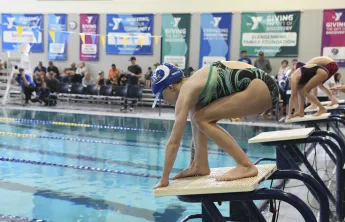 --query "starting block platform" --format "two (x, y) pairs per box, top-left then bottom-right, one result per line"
(154, 164), (277, 197)
(286, 113), (331, 123)
(321, 99), (345, 106)
(305, 104), (339, 113)
(249, 127), (344, 221)
(155, 164), (329, 222)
